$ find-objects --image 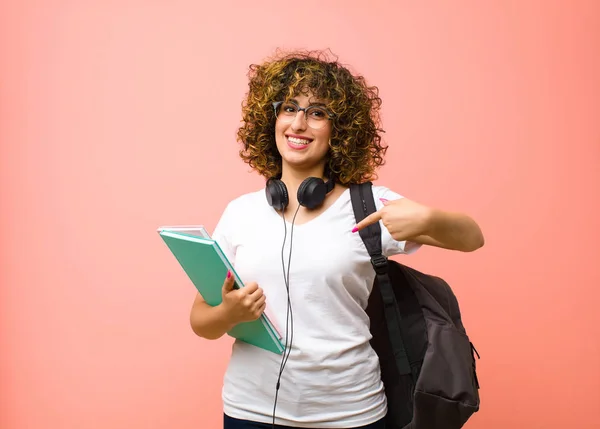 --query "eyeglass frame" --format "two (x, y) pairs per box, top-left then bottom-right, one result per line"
(272, 100), (334, 129)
